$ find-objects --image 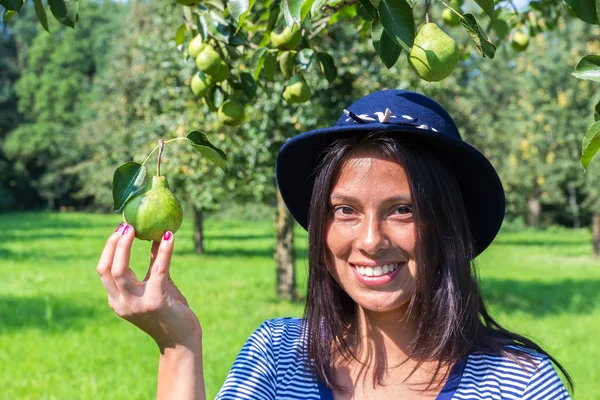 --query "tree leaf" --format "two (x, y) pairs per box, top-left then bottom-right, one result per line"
(250, 47), (269, 80)
(316, 52), (337, 83)
(48, 0), (78, 28)
(3, 9), (17, 24)
(378, 0), (414, 53)
(229, 0), (256, 29)
(186, 131), (228, 172)
(473, 0), (494, 19)
(301, 0), (316, 21)
(283, 0), (303, 28)
(175, 24), (186, 46)
(262, 52), (277, 81)
(241, 72), (257, 99)
(0, 0), (24, 12)
(460, 13), (496, 59)
(572, 55), (600, 82)
(296, 48), (314, 72)
(267, 0), (280, 31)
(595, 100), (600, 122)
(372, 20), (402, 68)
(358, 0), (378, 20)
(581, 121), (600, 169)
(33, 0), (50, 32)
(564, 0), (598, 25)
(112, 162), (147, 212)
